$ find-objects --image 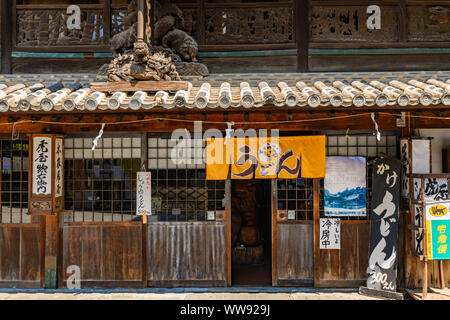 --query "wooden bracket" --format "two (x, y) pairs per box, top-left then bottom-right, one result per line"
(244, 112), (249, 121)
(287, 112), (293, 121)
